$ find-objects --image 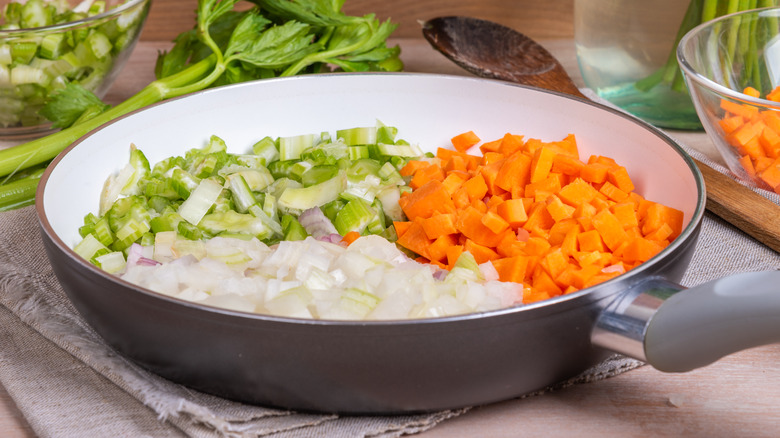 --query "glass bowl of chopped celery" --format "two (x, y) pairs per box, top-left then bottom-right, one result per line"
(678, 7), (780, 194)
(0, 0), (150, 139)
